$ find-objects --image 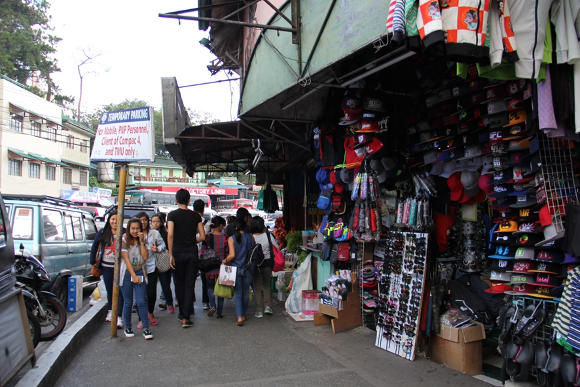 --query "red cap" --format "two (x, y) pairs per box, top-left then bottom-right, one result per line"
(485, 282), (513, 294)
(473, 189), (487, 203)
(478, 174), (494, 195)
(539, 205), (552, 227)
(448, 172), (464, 201)
(434, 213), (454, 253)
